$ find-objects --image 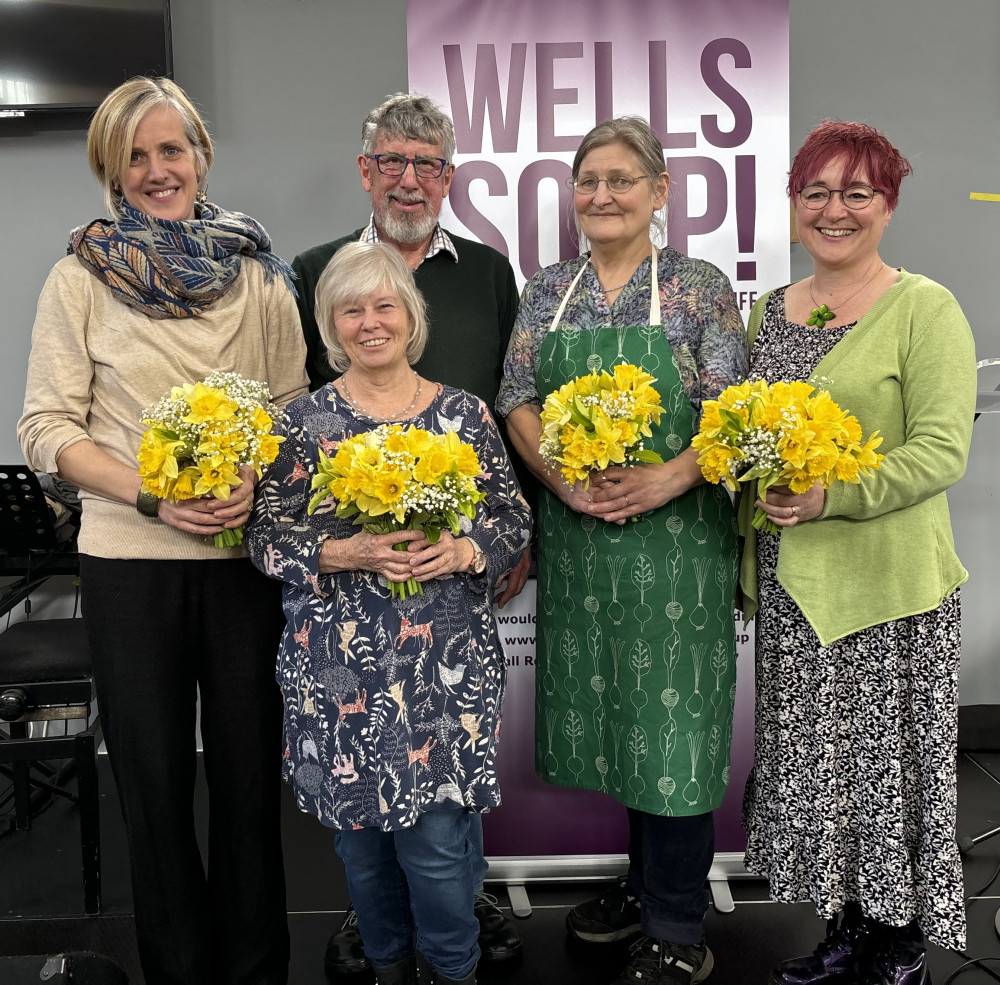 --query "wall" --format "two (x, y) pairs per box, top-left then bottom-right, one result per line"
(1, 0), (997, 700)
